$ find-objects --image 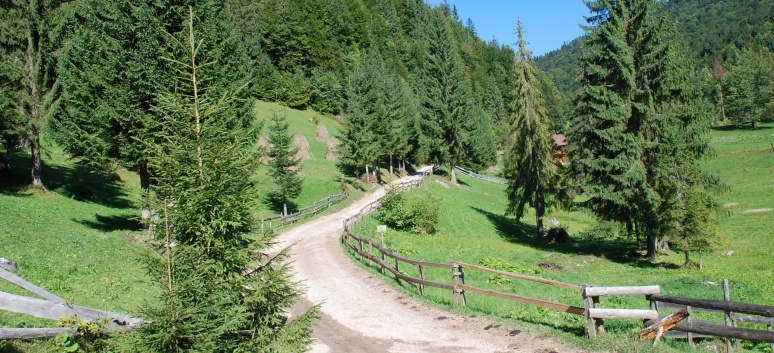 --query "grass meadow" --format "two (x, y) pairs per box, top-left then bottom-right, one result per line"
(0, 100), (374, 352)
(350, 123), (774, 352)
